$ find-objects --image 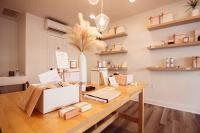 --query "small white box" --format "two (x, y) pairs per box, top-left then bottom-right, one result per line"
(36, 85), (80, 114)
